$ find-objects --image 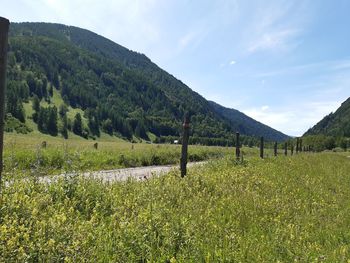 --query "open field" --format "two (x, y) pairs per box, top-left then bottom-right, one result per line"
(3, 132), (260, 176)
(1, 153), (350, 261)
